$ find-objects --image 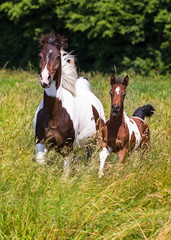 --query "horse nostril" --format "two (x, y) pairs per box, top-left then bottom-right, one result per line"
(112, 104), (120, 111)
(116, 105), (120, 110)
(41, 82), (49, 88)
(48, 74), (51, 81)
